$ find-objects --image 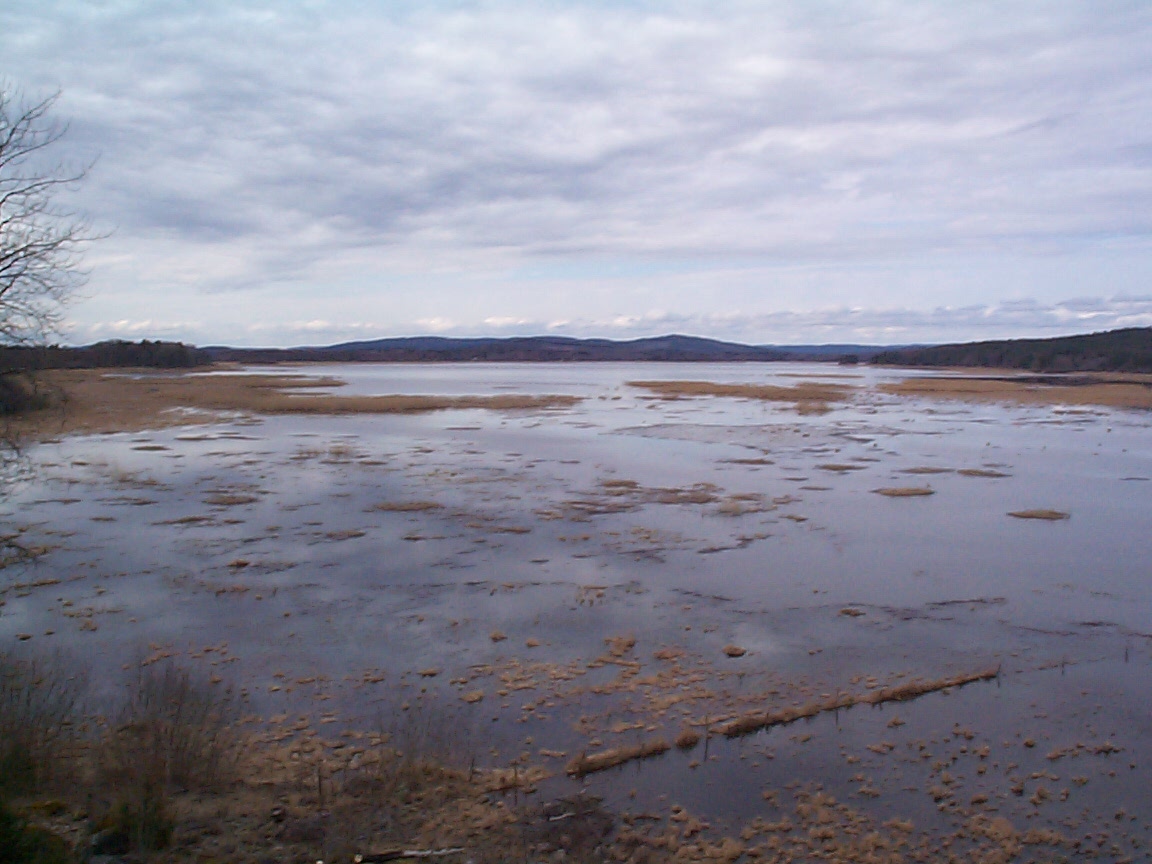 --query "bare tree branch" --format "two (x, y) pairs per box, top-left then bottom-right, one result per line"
(0, 82), (94, 350)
